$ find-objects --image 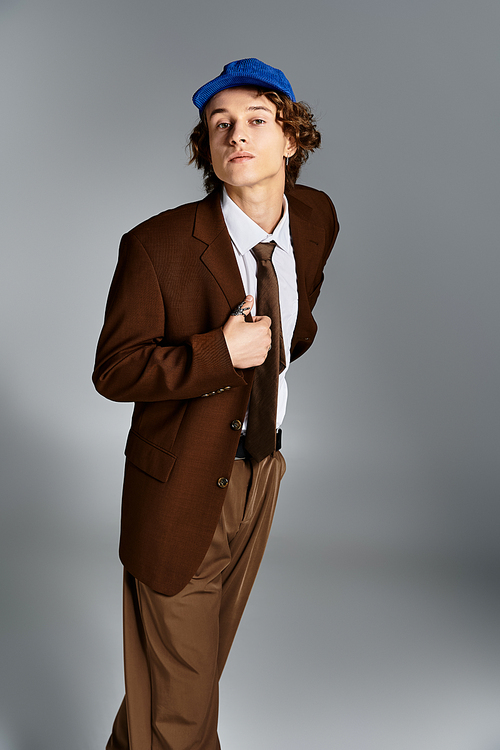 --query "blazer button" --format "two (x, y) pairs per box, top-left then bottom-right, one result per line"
(217, 477), (229, 488)
(230, 419), (242, 431)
